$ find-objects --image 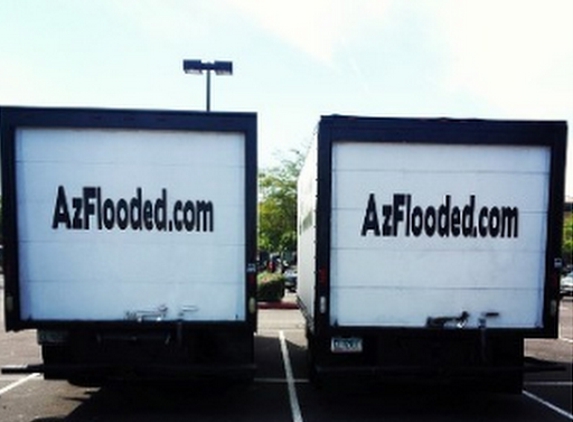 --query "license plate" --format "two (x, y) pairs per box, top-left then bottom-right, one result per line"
(331, 337), (363, 354)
